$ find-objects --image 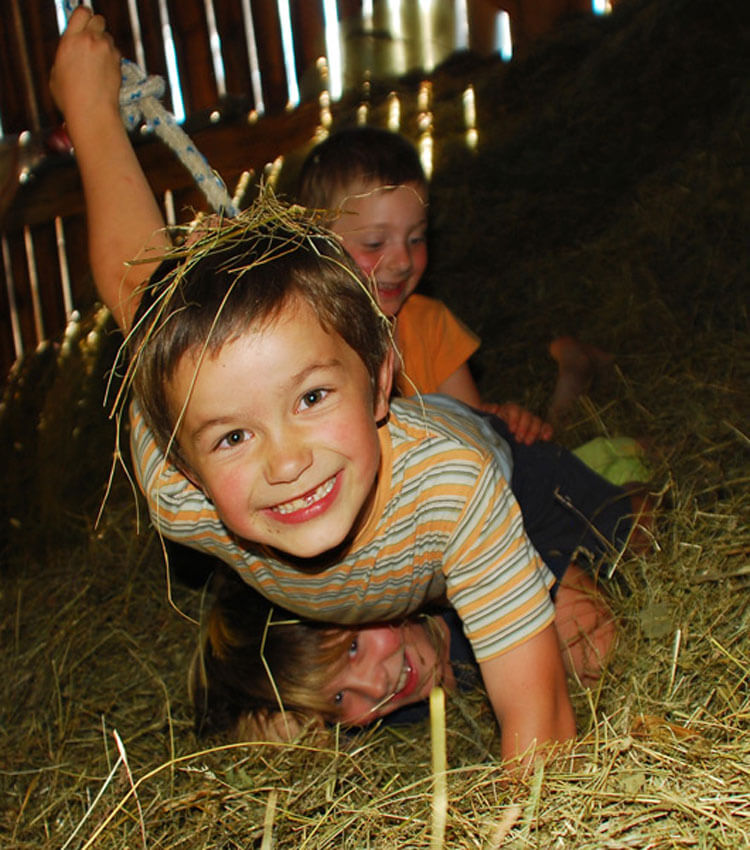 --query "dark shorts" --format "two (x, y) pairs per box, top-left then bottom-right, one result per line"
(483, 413), (634, 590)
(381, 414), (635, 728)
